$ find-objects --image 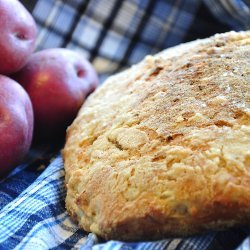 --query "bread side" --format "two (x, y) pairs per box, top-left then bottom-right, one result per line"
(63, 31), (250, 240)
